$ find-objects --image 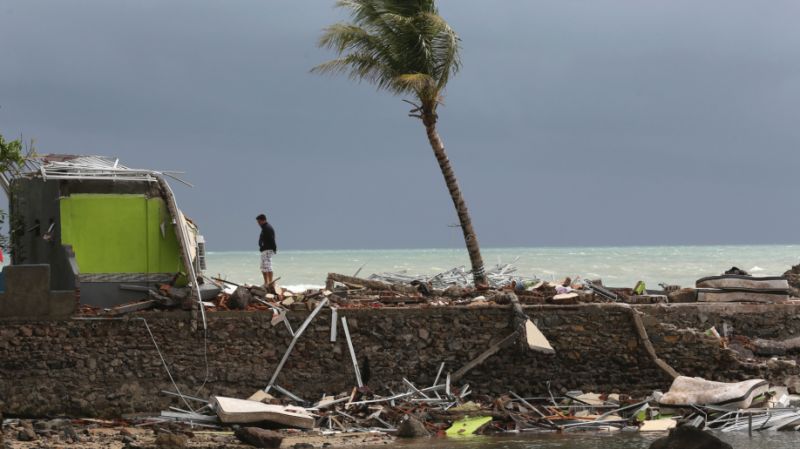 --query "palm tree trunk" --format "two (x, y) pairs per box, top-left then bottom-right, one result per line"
(422, 110), (488, 287)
